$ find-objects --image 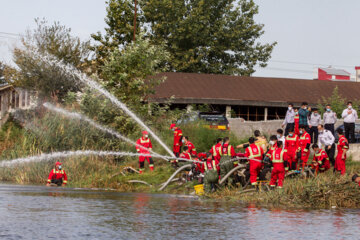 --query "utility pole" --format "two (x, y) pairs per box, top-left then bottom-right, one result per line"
(133, 0), (137, 42)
